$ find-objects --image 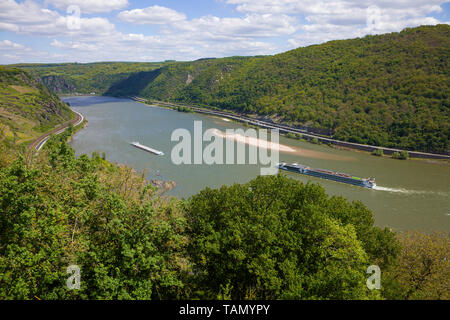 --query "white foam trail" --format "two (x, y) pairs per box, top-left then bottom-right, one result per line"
(373, 186), (413, 193)
(373, 186), (449, 197)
